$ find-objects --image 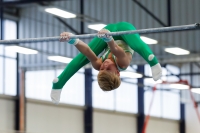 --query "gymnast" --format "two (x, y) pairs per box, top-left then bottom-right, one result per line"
(51, 21), (162, 104)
